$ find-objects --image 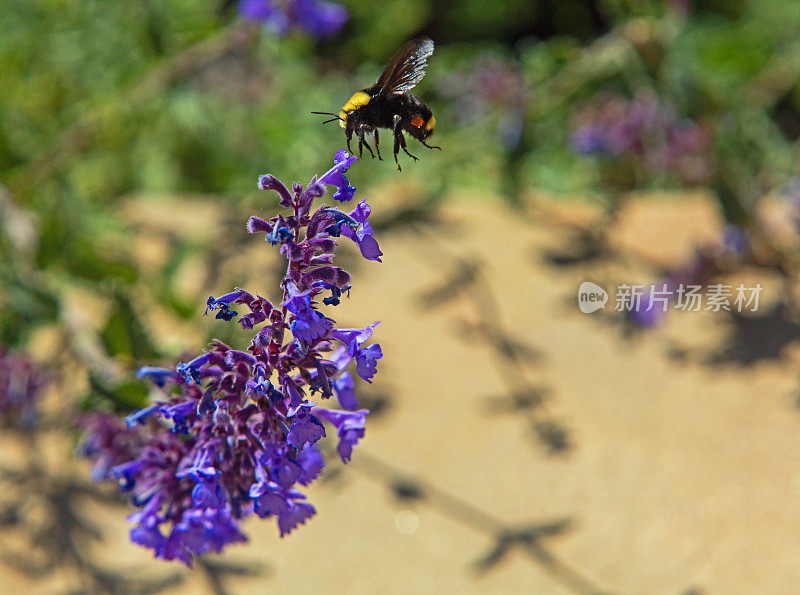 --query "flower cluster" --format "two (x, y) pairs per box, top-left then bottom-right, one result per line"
(238, 0), (347, 37)
(570, 92), (713, 185)
(80, 151), (381, 565)
(0, 347), (49, 428)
